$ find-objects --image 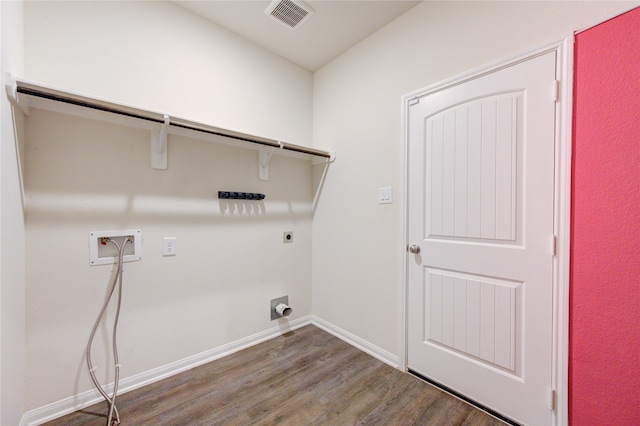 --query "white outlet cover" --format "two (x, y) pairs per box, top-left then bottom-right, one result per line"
(163, 237), (177, 256)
